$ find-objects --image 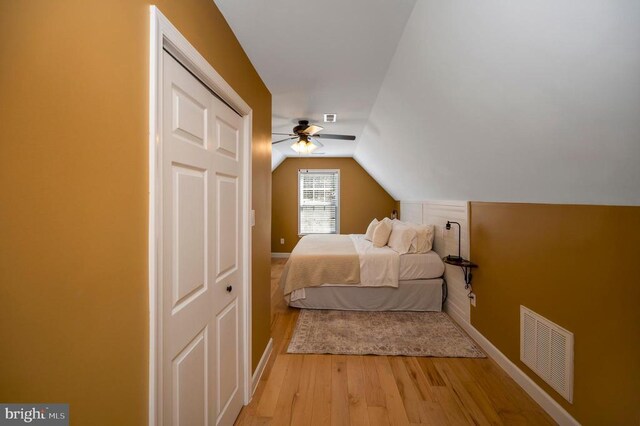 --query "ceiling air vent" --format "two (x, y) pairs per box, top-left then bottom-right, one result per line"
(323, 113), (337, 123)
(520, 306), (574, 402)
